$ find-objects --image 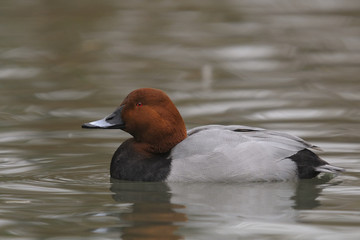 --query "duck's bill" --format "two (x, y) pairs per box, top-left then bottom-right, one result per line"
(82, 106), (125, 129)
